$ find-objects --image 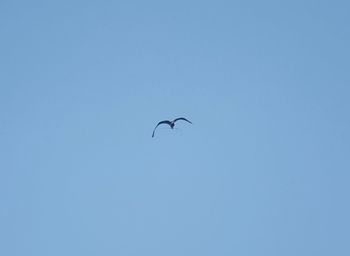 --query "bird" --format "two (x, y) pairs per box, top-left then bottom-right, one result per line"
(152, 117), (192, 137)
